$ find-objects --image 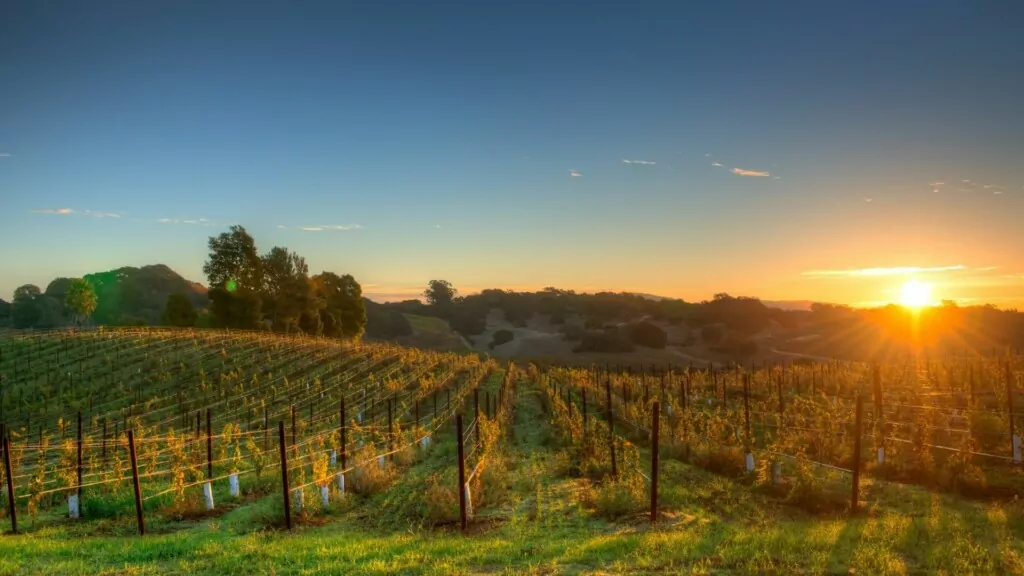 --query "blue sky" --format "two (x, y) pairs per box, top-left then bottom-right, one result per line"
(2, 1), (1023, 306)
